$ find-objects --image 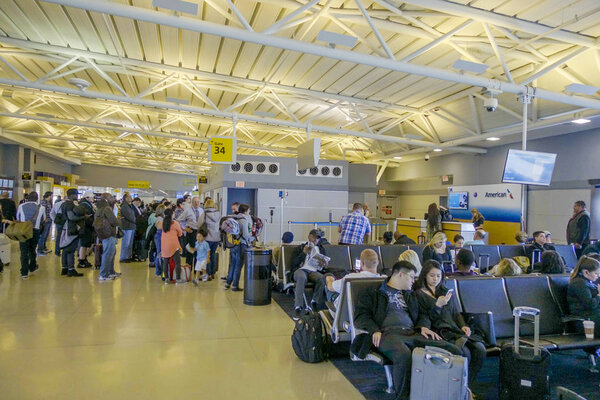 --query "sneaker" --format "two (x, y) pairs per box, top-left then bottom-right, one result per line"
(78, 261), (89, 269)
(224, 283), (231, 290)
(67, 269), (84, 277)
(37, 252), (47, 257)
(43, 249), (52, 254)
(110, 272), (122, 277)
(120, 259), (132, 263)
(231, 287), (243, 292)
(30, 266), (39, 275)
(202, 274), (208, 282)
(21, 275), (29, 280)
(61, 268), (68, 276)
(109, 274), (120, 279)
(83, 259), (92, 268)
(164, 279), (169, 285)
(192, 279), (199, 286)
(207, 276), (213, 281)
(99, 276), (114, 281)
(220, 277), (227, 281)
(293, 307), (303, 321)
(176, 279), (188, 285)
